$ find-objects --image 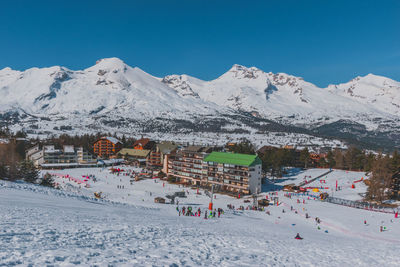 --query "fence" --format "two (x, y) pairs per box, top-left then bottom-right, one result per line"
(325, 196), (399, 214)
